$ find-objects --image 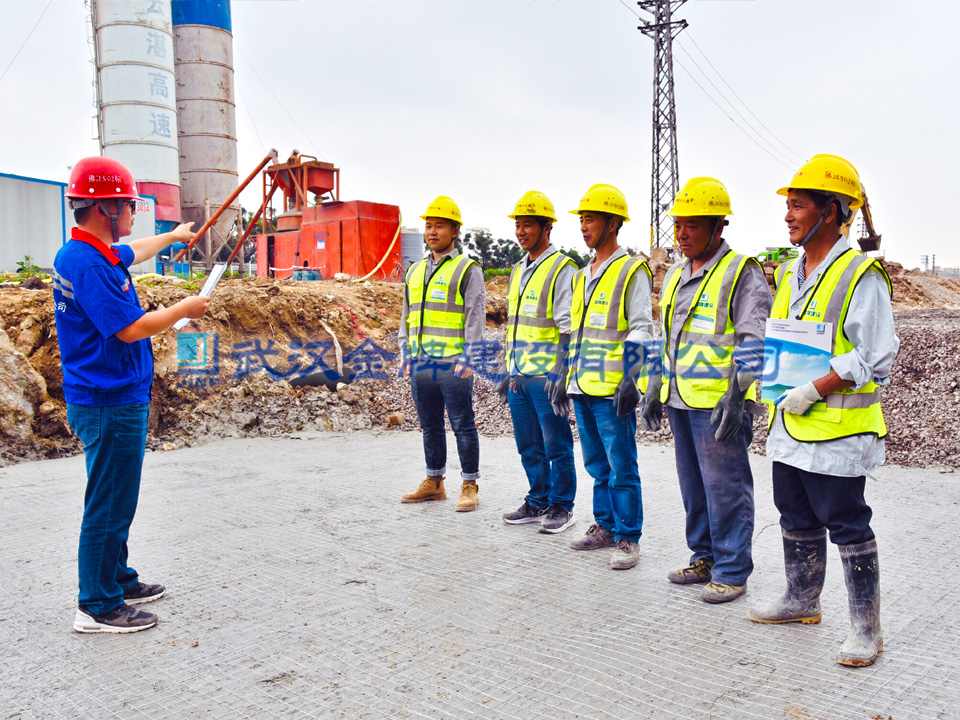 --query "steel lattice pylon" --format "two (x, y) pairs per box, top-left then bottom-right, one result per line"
(638, 0), (687, 252)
